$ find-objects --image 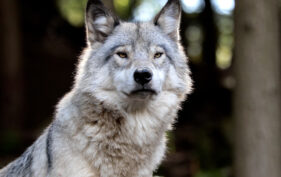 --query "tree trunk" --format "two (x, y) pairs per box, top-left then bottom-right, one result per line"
(0, 0), (24, 131)
(234, 0), (281, 177)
